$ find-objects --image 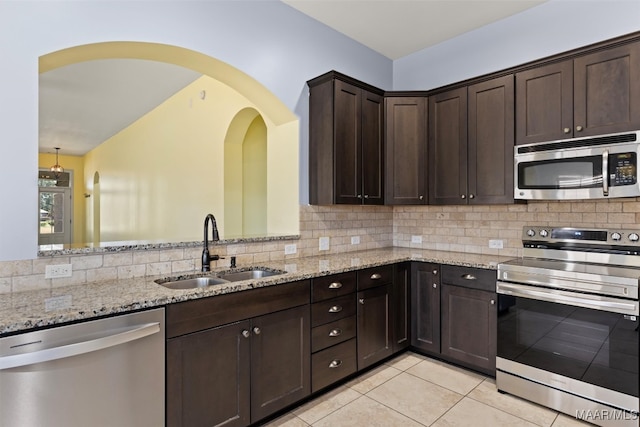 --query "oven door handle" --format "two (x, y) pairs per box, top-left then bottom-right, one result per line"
(497, 281), (639, 316)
